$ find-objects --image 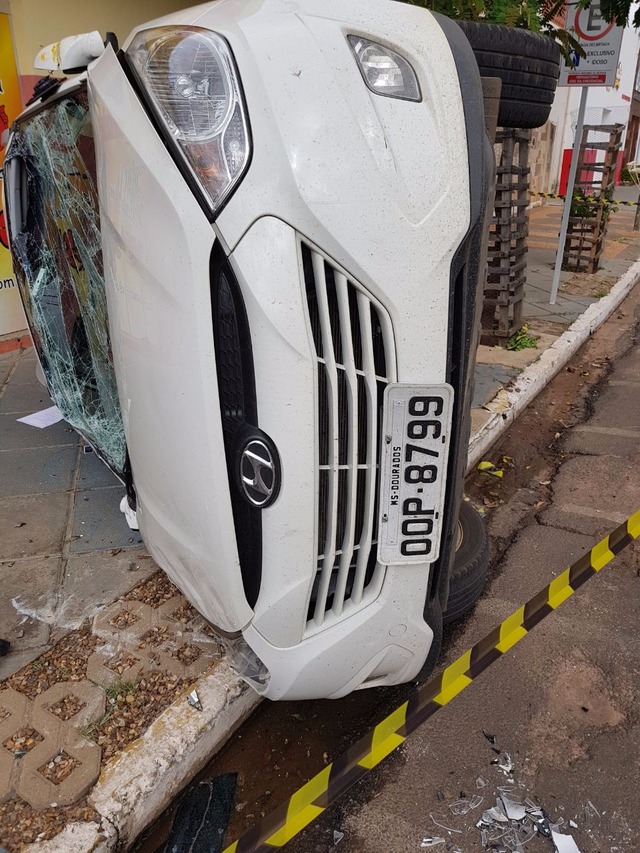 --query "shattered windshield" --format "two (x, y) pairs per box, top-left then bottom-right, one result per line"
(5, 87), (126, 475)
